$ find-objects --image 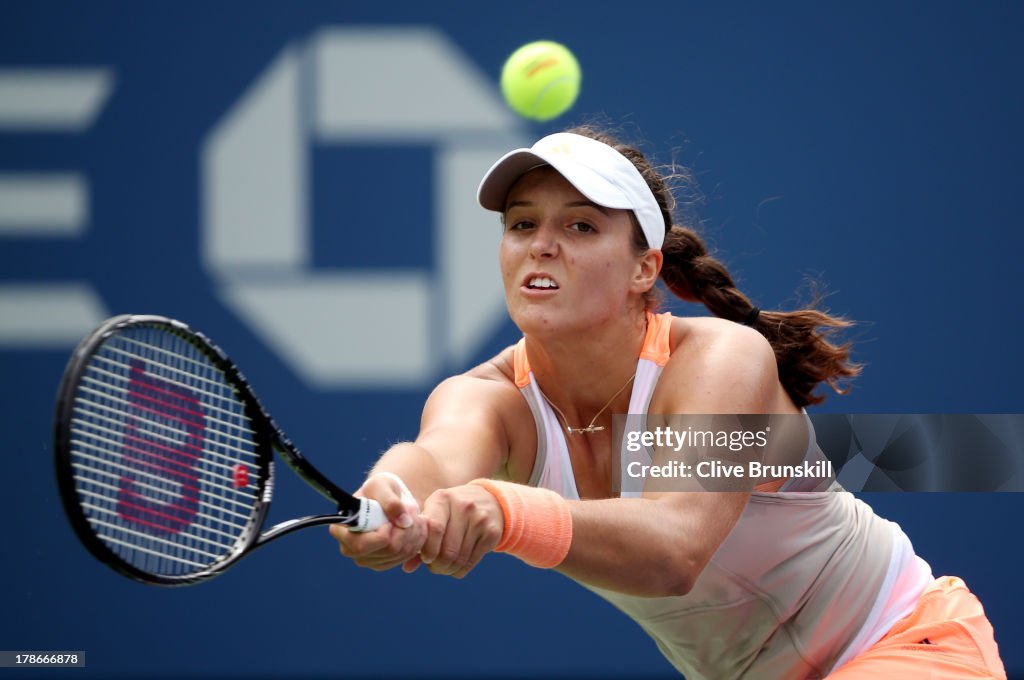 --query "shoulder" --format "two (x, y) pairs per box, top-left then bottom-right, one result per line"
(426, 345), (522, 414)
(655, 316), (779, 412)
(669, 316), (776, 367)
(422, 346), (536, 442)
